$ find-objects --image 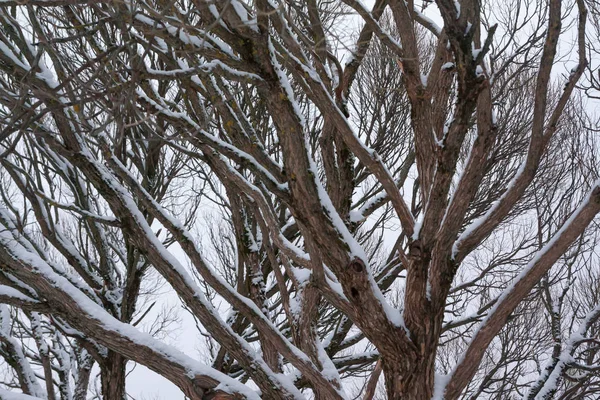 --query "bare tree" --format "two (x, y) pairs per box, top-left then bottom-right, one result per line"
(0, 0), (598, 399)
